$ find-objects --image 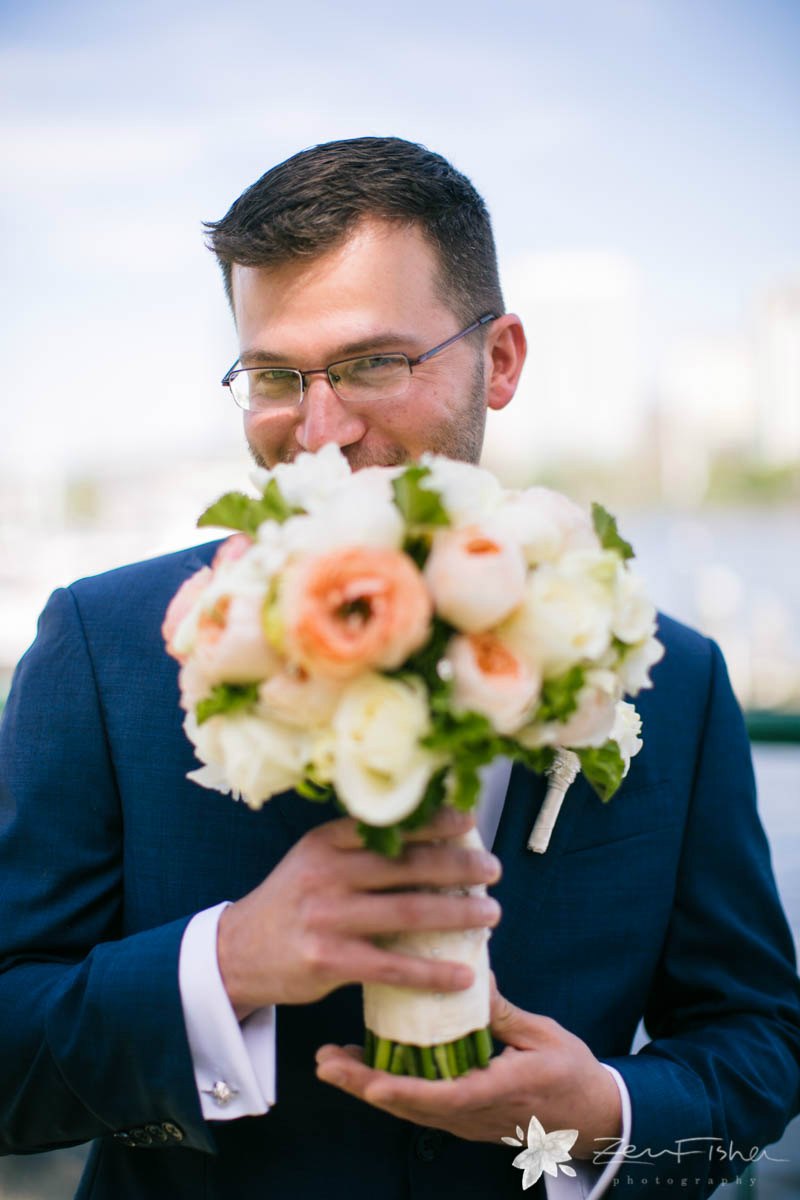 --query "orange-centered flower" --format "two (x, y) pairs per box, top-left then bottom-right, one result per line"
(282, 547), (432, 679)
